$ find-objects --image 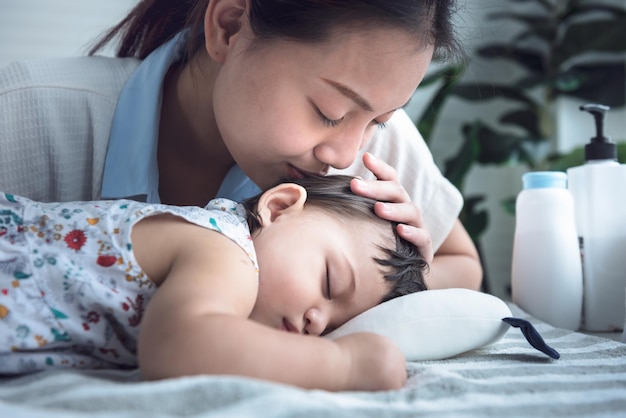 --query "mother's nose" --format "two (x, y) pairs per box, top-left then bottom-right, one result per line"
(313, 128), (371, 170)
